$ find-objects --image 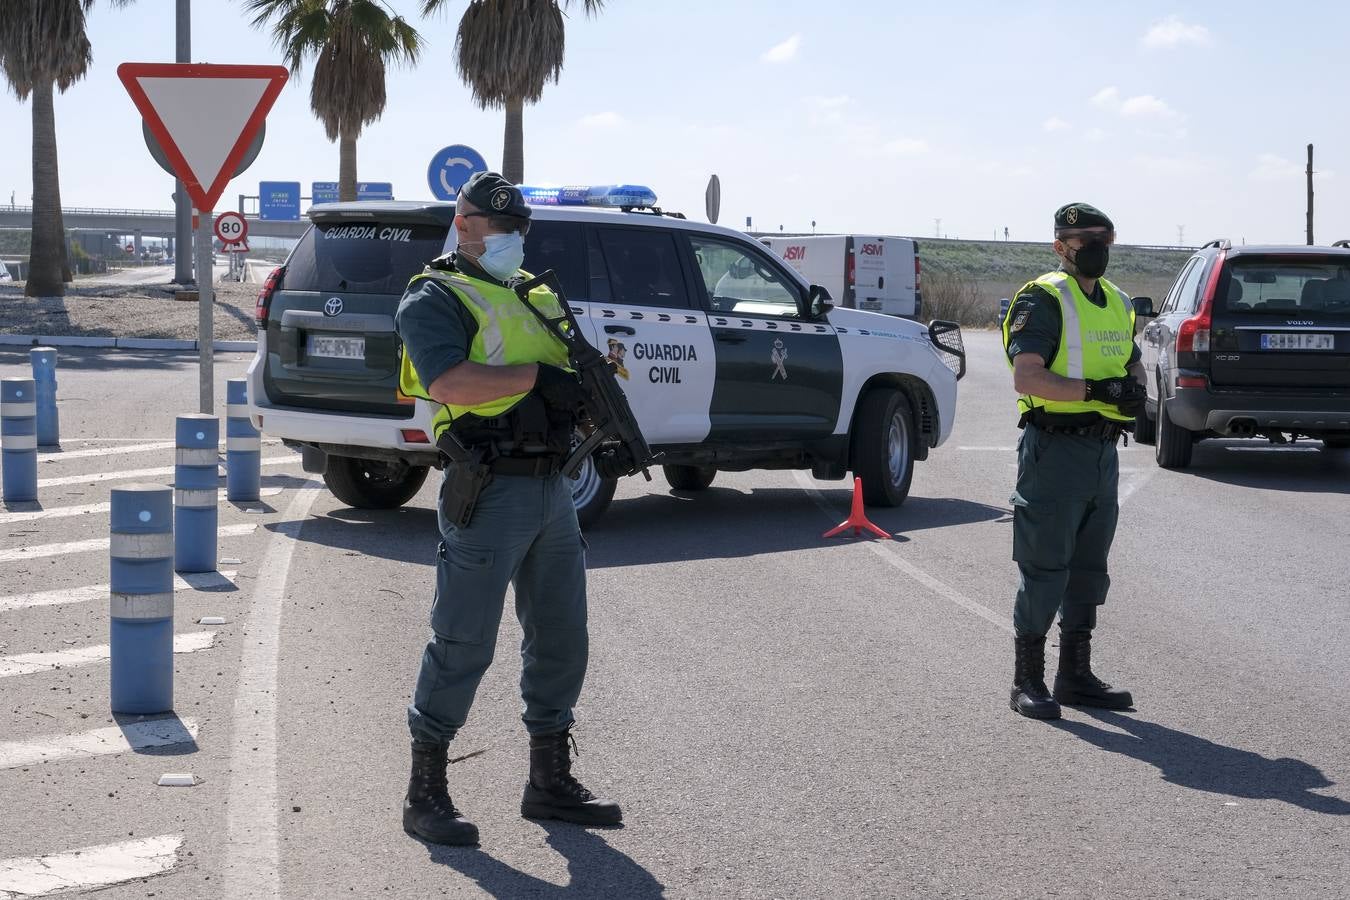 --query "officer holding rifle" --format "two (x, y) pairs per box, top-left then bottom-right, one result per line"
(395, 172), (632, 845)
